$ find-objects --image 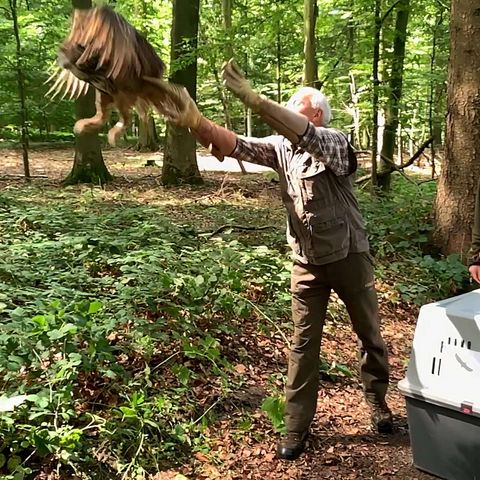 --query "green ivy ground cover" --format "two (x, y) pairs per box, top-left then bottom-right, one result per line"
(0, 176), (468, 479)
